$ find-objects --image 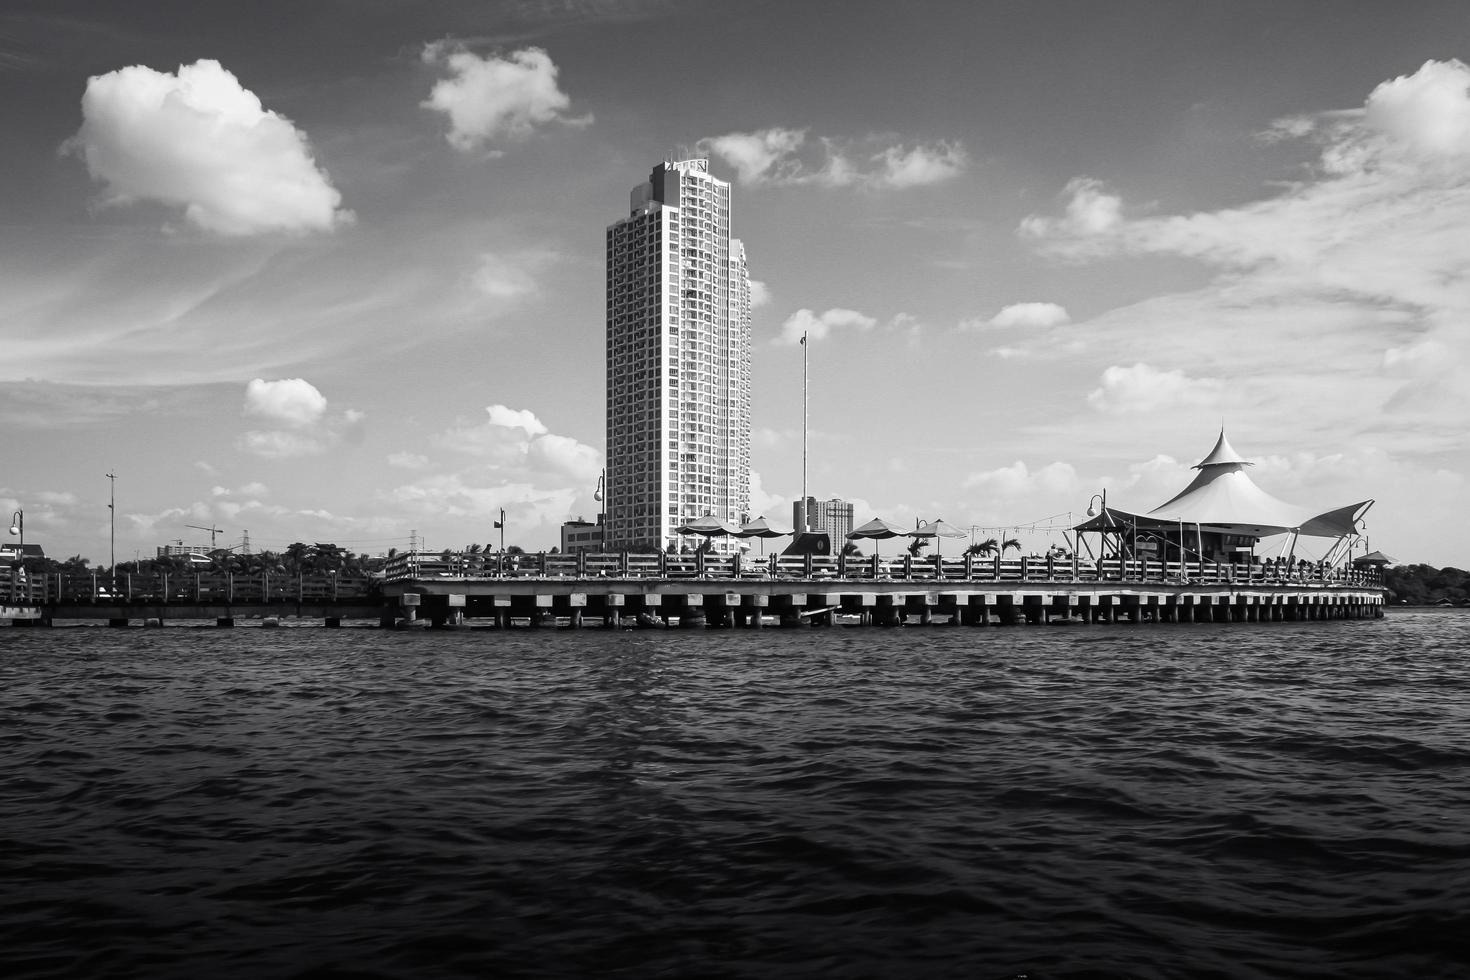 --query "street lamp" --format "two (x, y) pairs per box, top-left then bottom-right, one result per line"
(1085, 489), (1107, 517)
(8, 508), (22, 567)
